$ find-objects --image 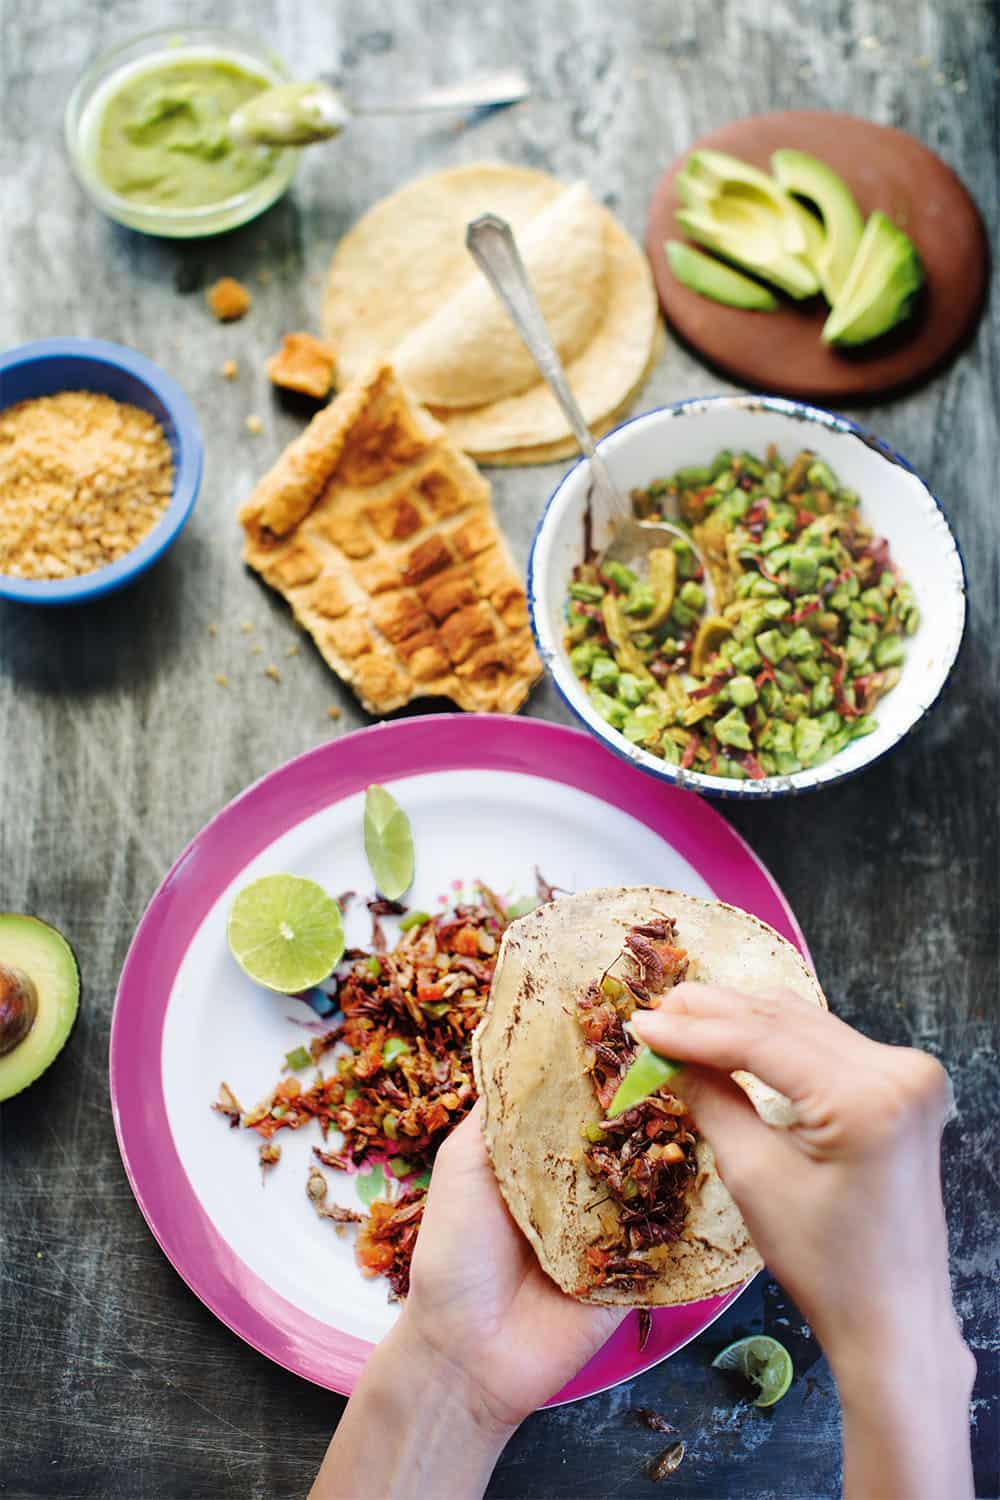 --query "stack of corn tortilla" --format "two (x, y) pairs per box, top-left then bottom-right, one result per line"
(322, 163), (661, 466)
